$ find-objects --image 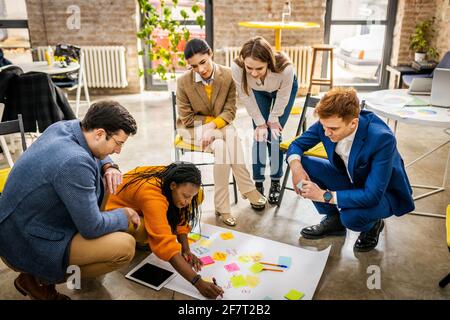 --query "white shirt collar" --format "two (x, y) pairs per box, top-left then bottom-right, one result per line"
(339, 123), (358, 144)
(195, 64), (215, 85)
